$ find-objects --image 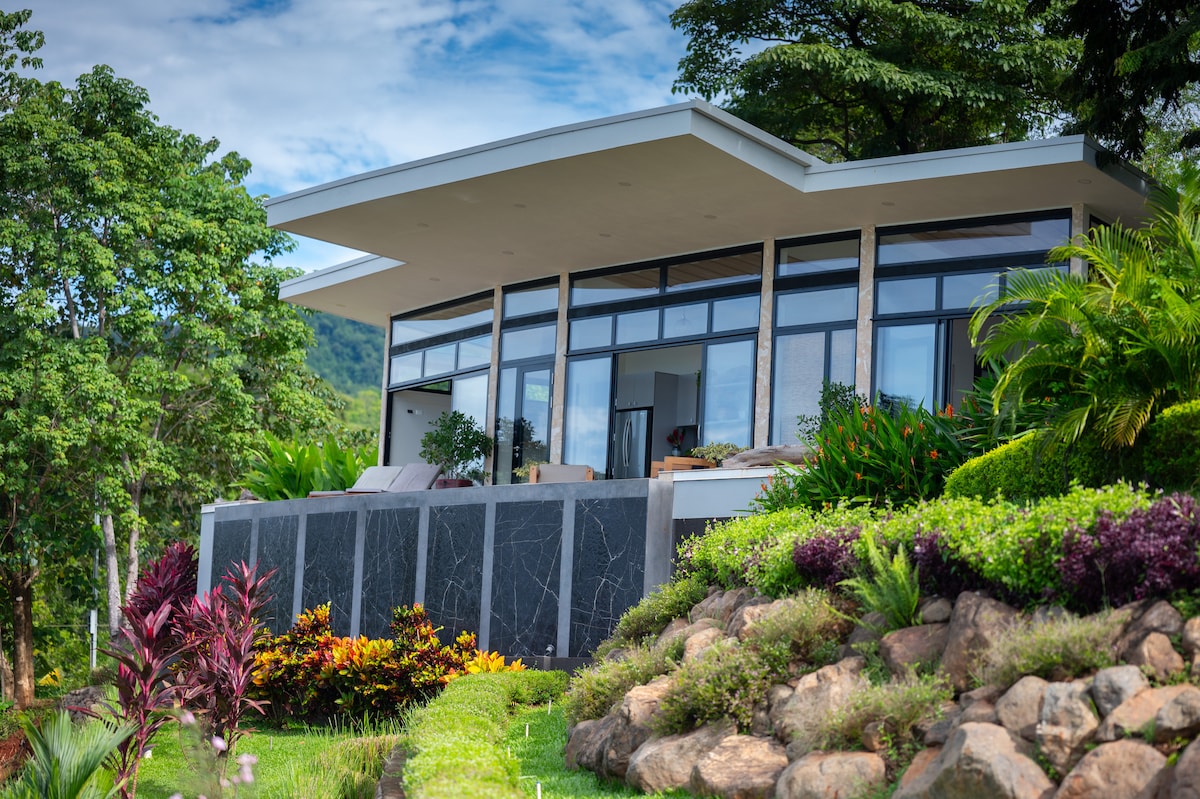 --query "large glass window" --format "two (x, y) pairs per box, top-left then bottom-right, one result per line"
(875, 324), (938, 409)
(878, 216), (1071, 266)
(777, 234), (859, 277)
(666, 251), (760, 292)
(571, 268), (660, 306)
(390, 295), (494, 345)
(563, 357), (612, 475)
(503, 282), (558, 318)
(776, 286), (858, 327)
(500, 323), (556, 361)
(702, 339), (755, 448)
